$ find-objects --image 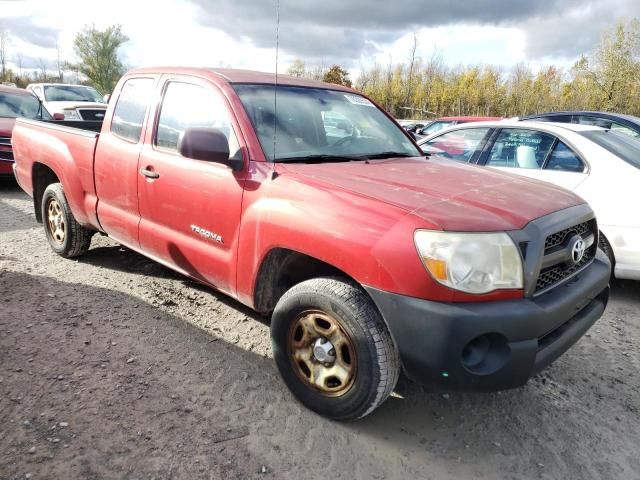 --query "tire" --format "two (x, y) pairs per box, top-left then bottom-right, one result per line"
(41, 183), (93, 258)
(271, 277), (400, 421)
(598, 232), (615, 276)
